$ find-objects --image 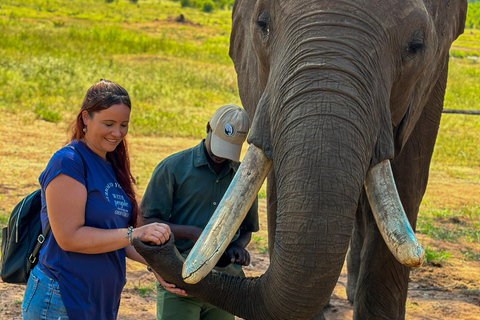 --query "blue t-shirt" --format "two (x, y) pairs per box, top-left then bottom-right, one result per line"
(37, 140), (131, 320)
